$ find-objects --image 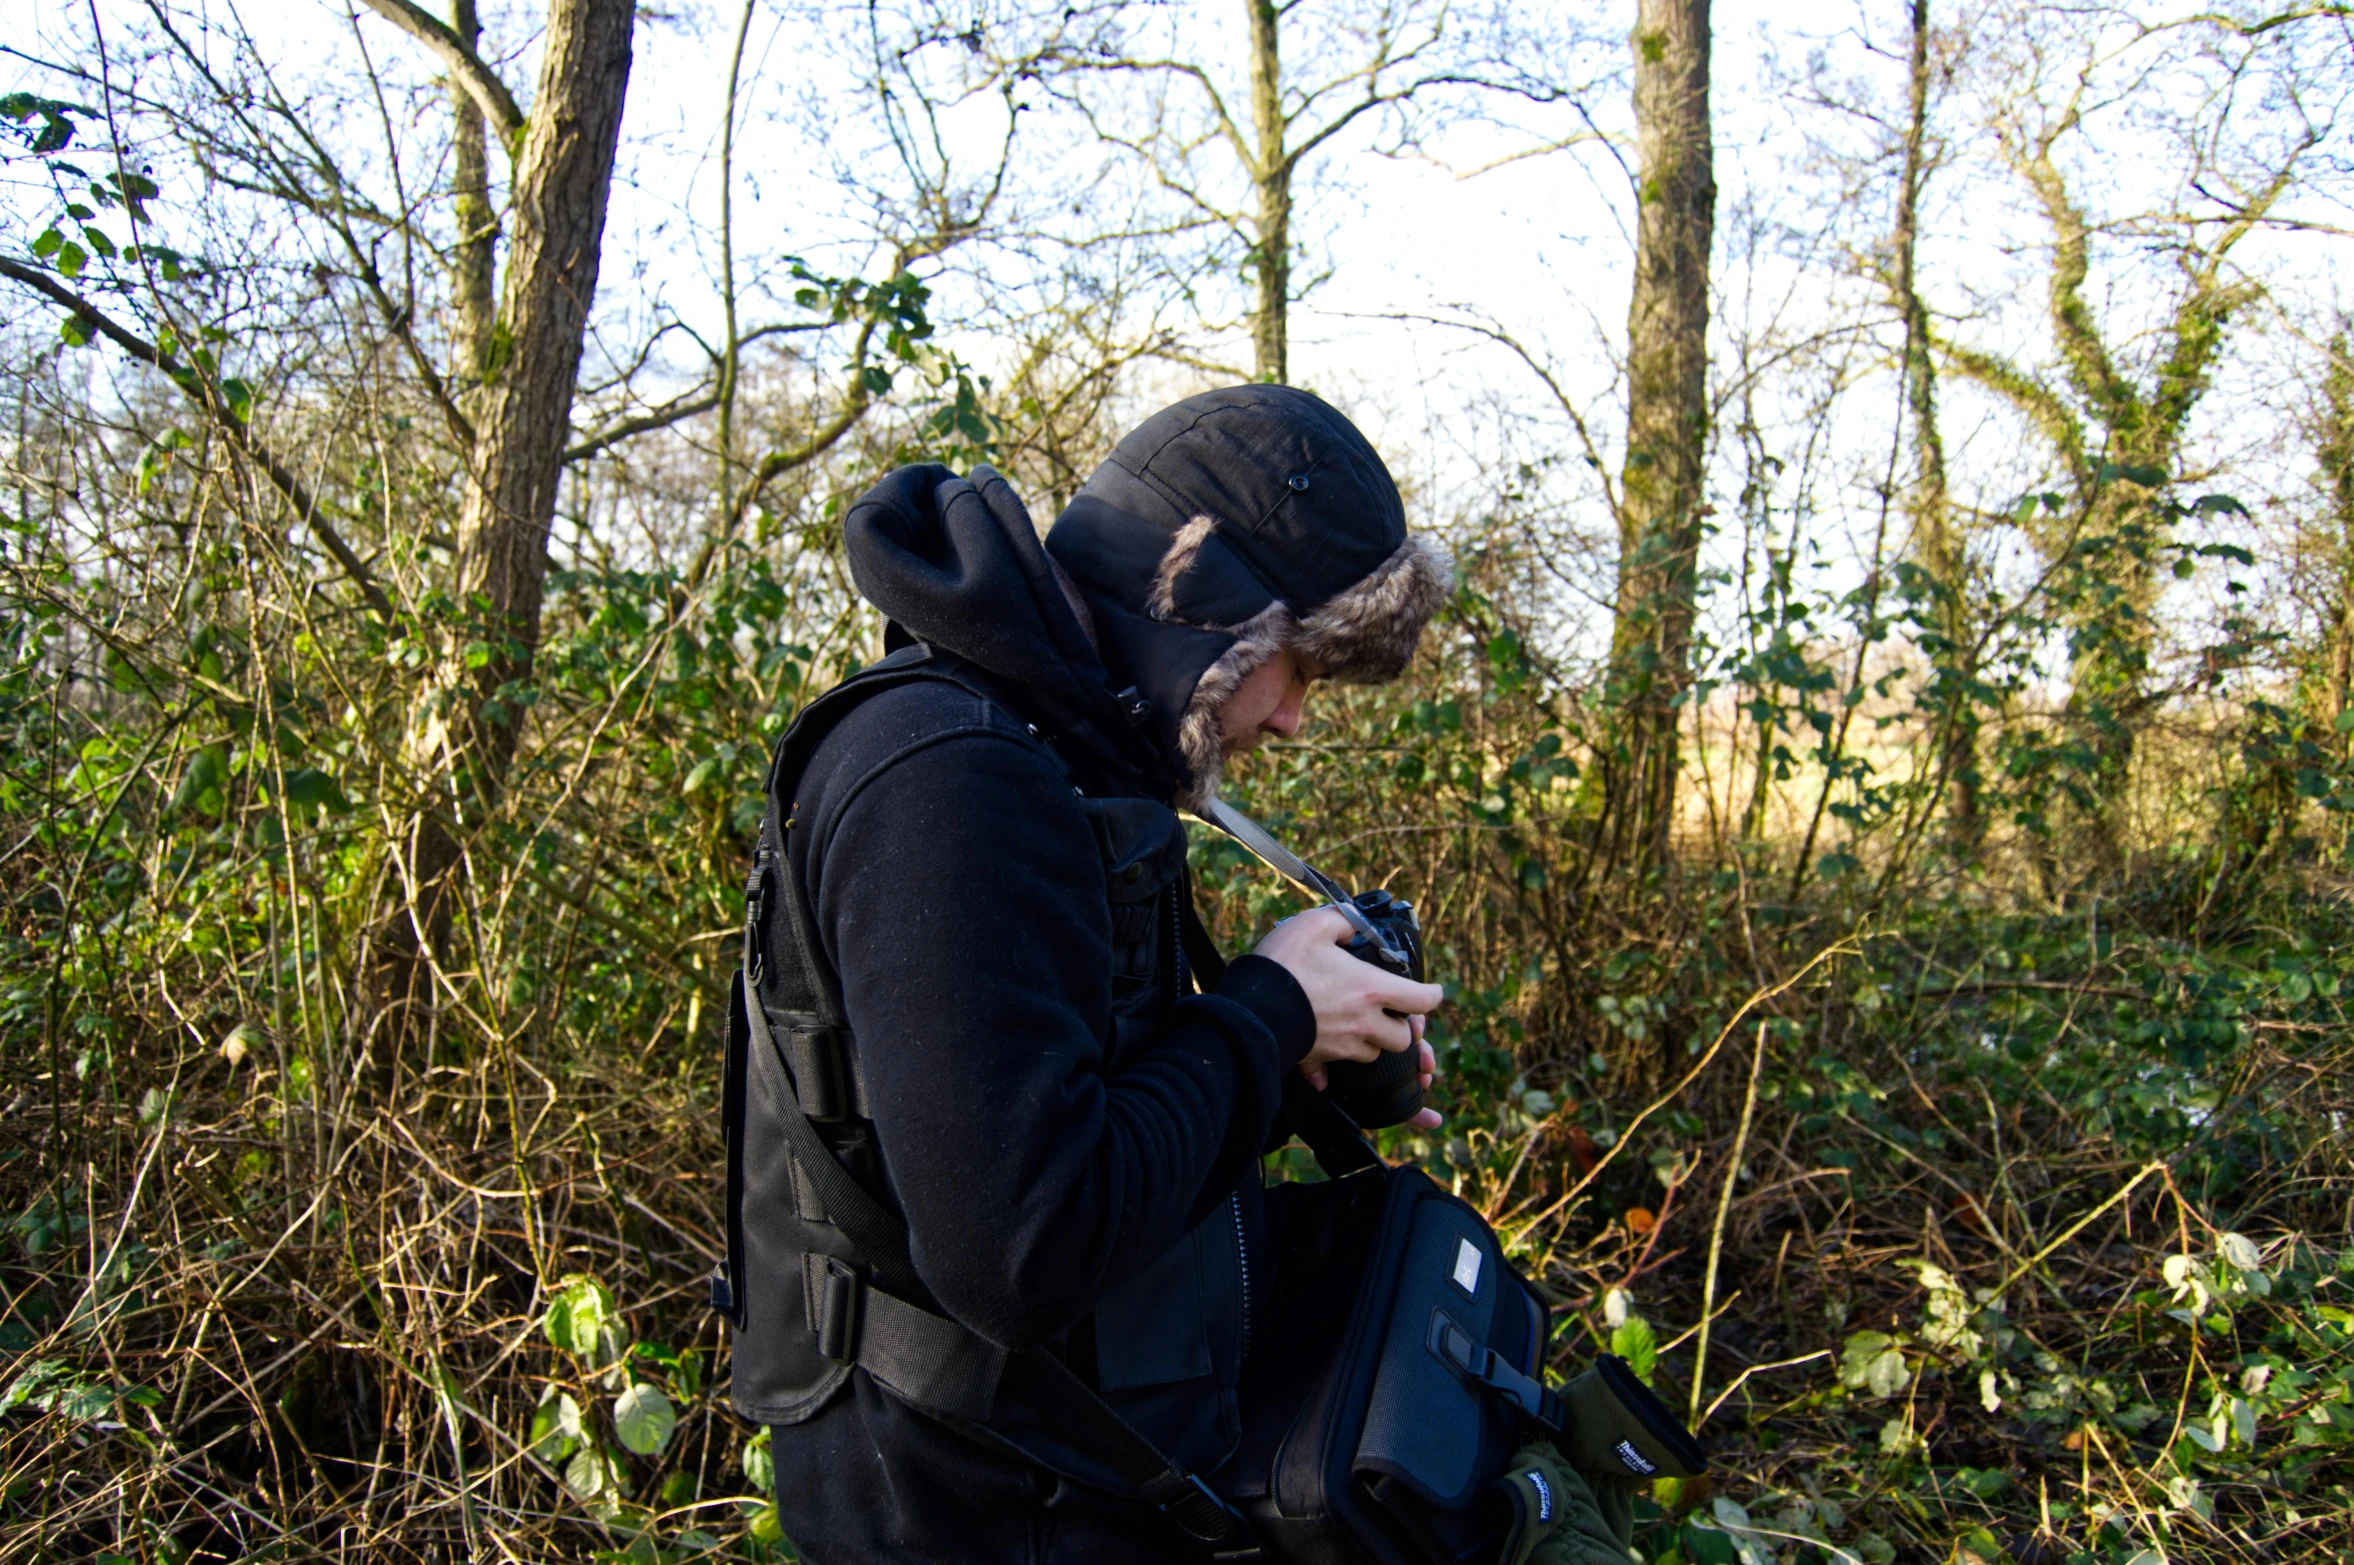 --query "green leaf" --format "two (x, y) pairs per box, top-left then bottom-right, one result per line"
(31, 227), (63, 258)
(54, 240), (87, 278)
(612, 1382), (676, 1456)
(564, 1442), (612, 1499)
(1, 1360), (68, 1412)
(218, 377), (254, 422)
(1839, 1330), (1910, 1398)
(277, 767), (349, 814)
(530, 1389), (583, 1463)
(545, 1274), (620, 1364)
(1610, 1315), (1658, 1383)
(743, 1427), (774, 1492)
